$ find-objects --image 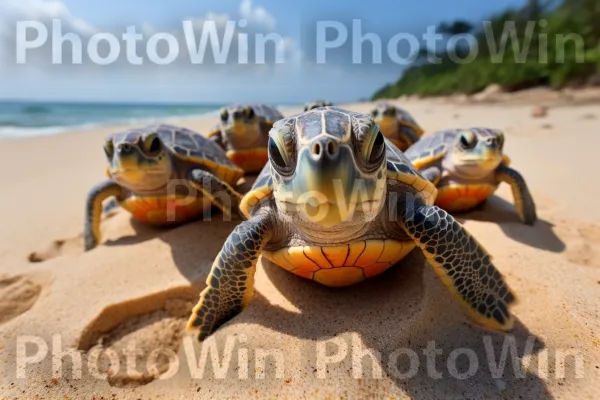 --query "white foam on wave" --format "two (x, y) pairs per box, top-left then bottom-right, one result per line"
(0, 103), (304, 140)
(0, 110), (220, 140)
